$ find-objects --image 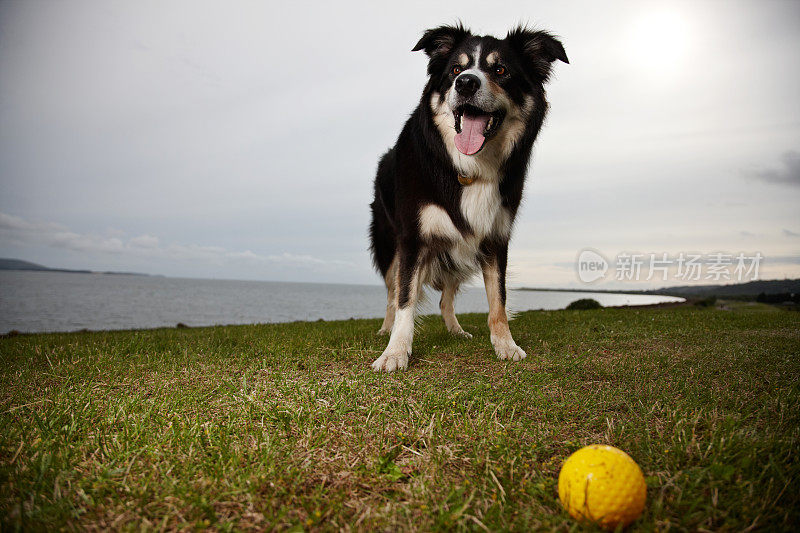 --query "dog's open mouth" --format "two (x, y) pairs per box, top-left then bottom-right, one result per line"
(453, 104), (505, 156)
